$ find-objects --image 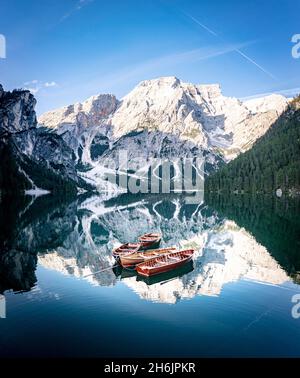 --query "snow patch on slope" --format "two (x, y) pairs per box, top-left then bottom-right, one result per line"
(39, 77), (289, 163)
(37, 77), (289, 189)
